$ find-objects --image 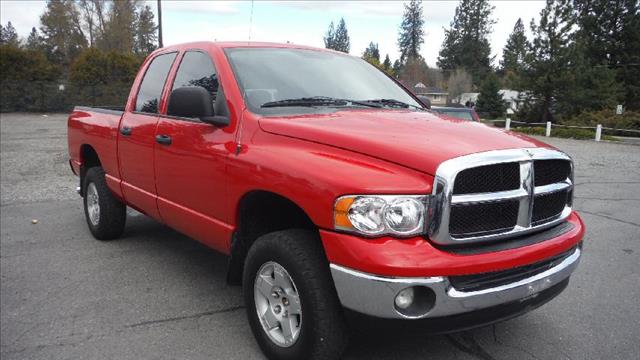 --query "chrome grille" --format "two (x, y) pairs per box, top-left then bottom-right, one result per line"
(428, 148), (573, 245)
